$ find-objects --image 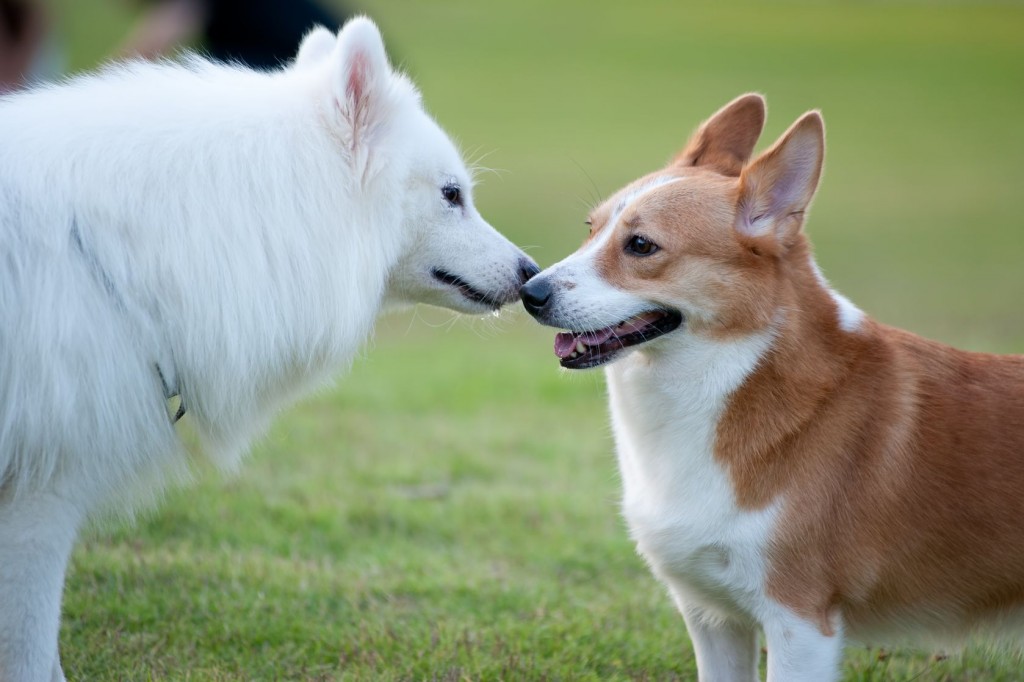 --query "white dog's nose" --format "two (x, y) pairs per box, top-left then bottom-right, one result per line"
(518, 258), (541, 286)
